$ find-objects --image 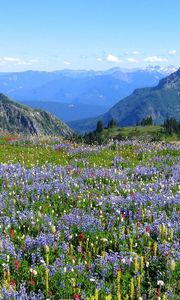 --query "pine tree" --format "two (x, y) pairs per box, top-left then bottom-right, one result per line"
(96, 120), (104, 133)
